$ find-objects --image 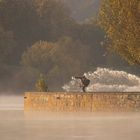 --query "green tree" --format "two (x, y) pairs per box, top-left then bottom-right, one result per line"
(98, 0), (140, 64)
